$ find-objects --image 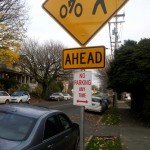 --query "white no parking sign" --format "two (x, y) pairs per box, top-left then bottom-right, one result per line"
(73, 71), (92, 106)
